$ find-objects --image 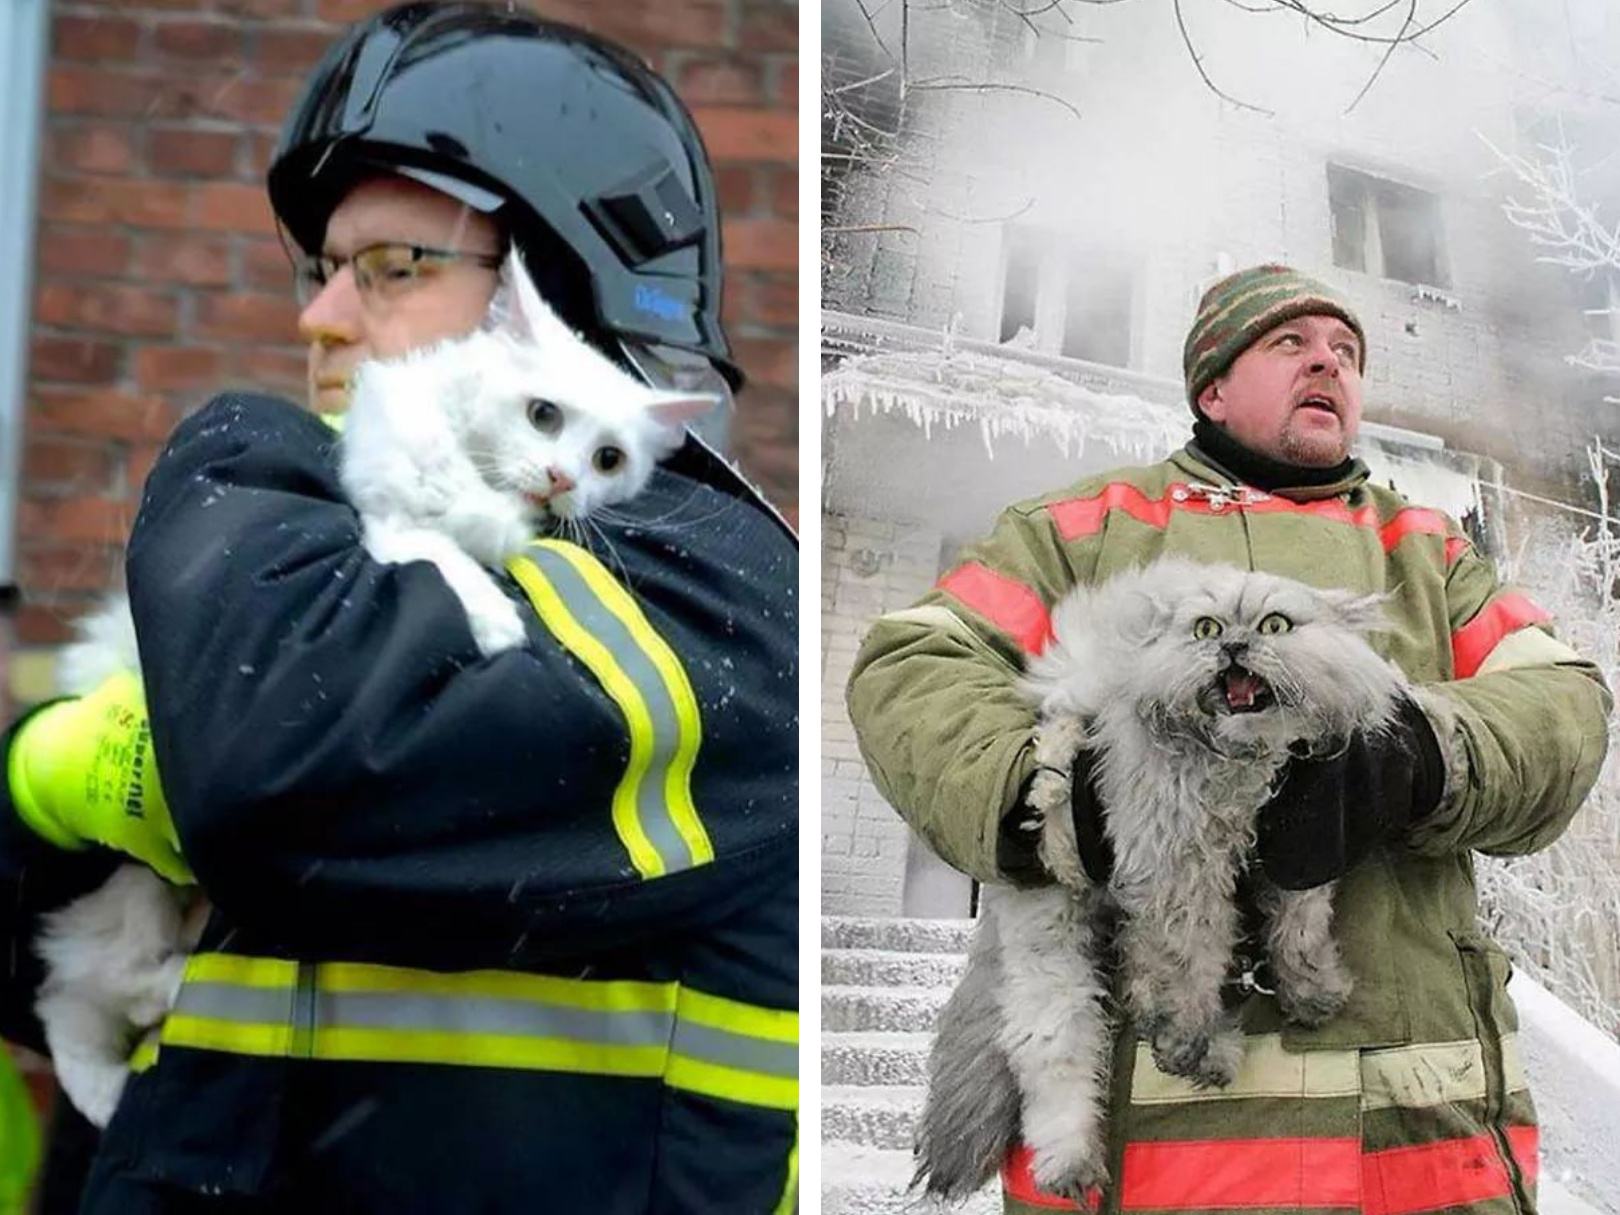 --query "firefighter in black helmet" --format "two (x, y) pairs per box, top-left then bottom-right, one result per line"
(0, 6), (797, 1212)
